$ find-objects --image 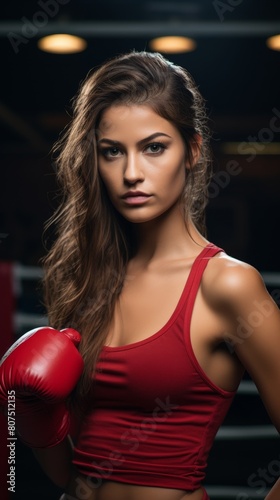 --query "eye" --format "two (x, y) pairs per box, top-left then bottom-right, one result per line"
(145, 142), (166, 154)
(101, 146), (122, 158)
